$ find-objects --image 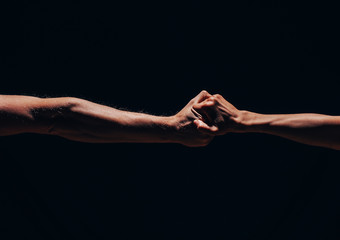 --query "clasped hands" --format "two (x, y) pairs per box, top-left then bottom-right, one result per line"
(173, 90), (245, 147)
(1, 90), (336, 149)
